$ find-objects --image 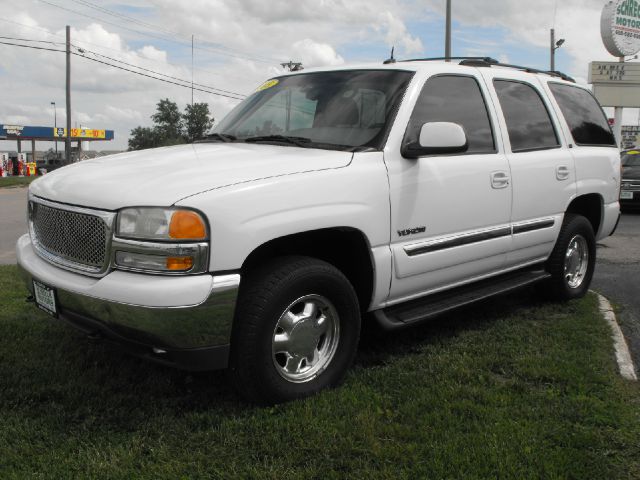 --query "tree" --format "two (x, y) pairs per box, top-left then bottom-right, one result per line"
(151, 98), (184, 146)
(128, 99), (215, 151)
(128, 126), (159, 151)
(183, 103), (214, 142)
